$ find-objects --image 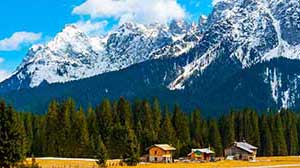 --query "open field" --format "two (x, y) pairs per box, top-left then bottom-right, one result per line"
(25, 156), (300, 168)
